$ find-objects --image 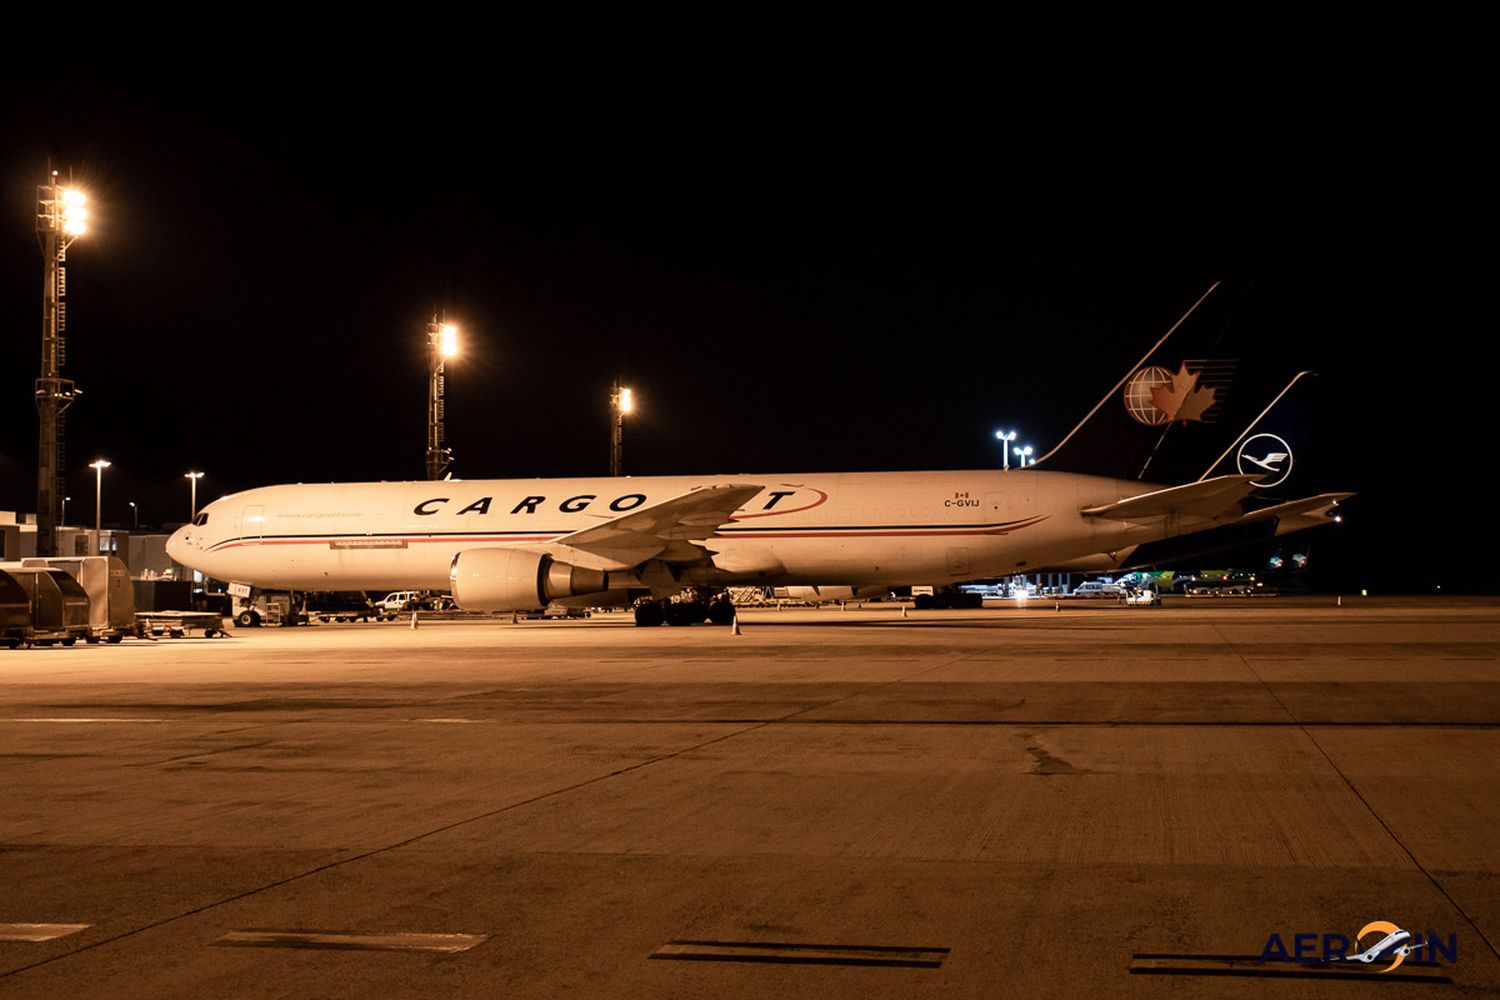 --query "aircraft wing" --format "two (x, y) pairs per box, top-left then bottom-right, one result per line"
(534, 484), (765, 571)
(1081, 474), (1261, 522)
